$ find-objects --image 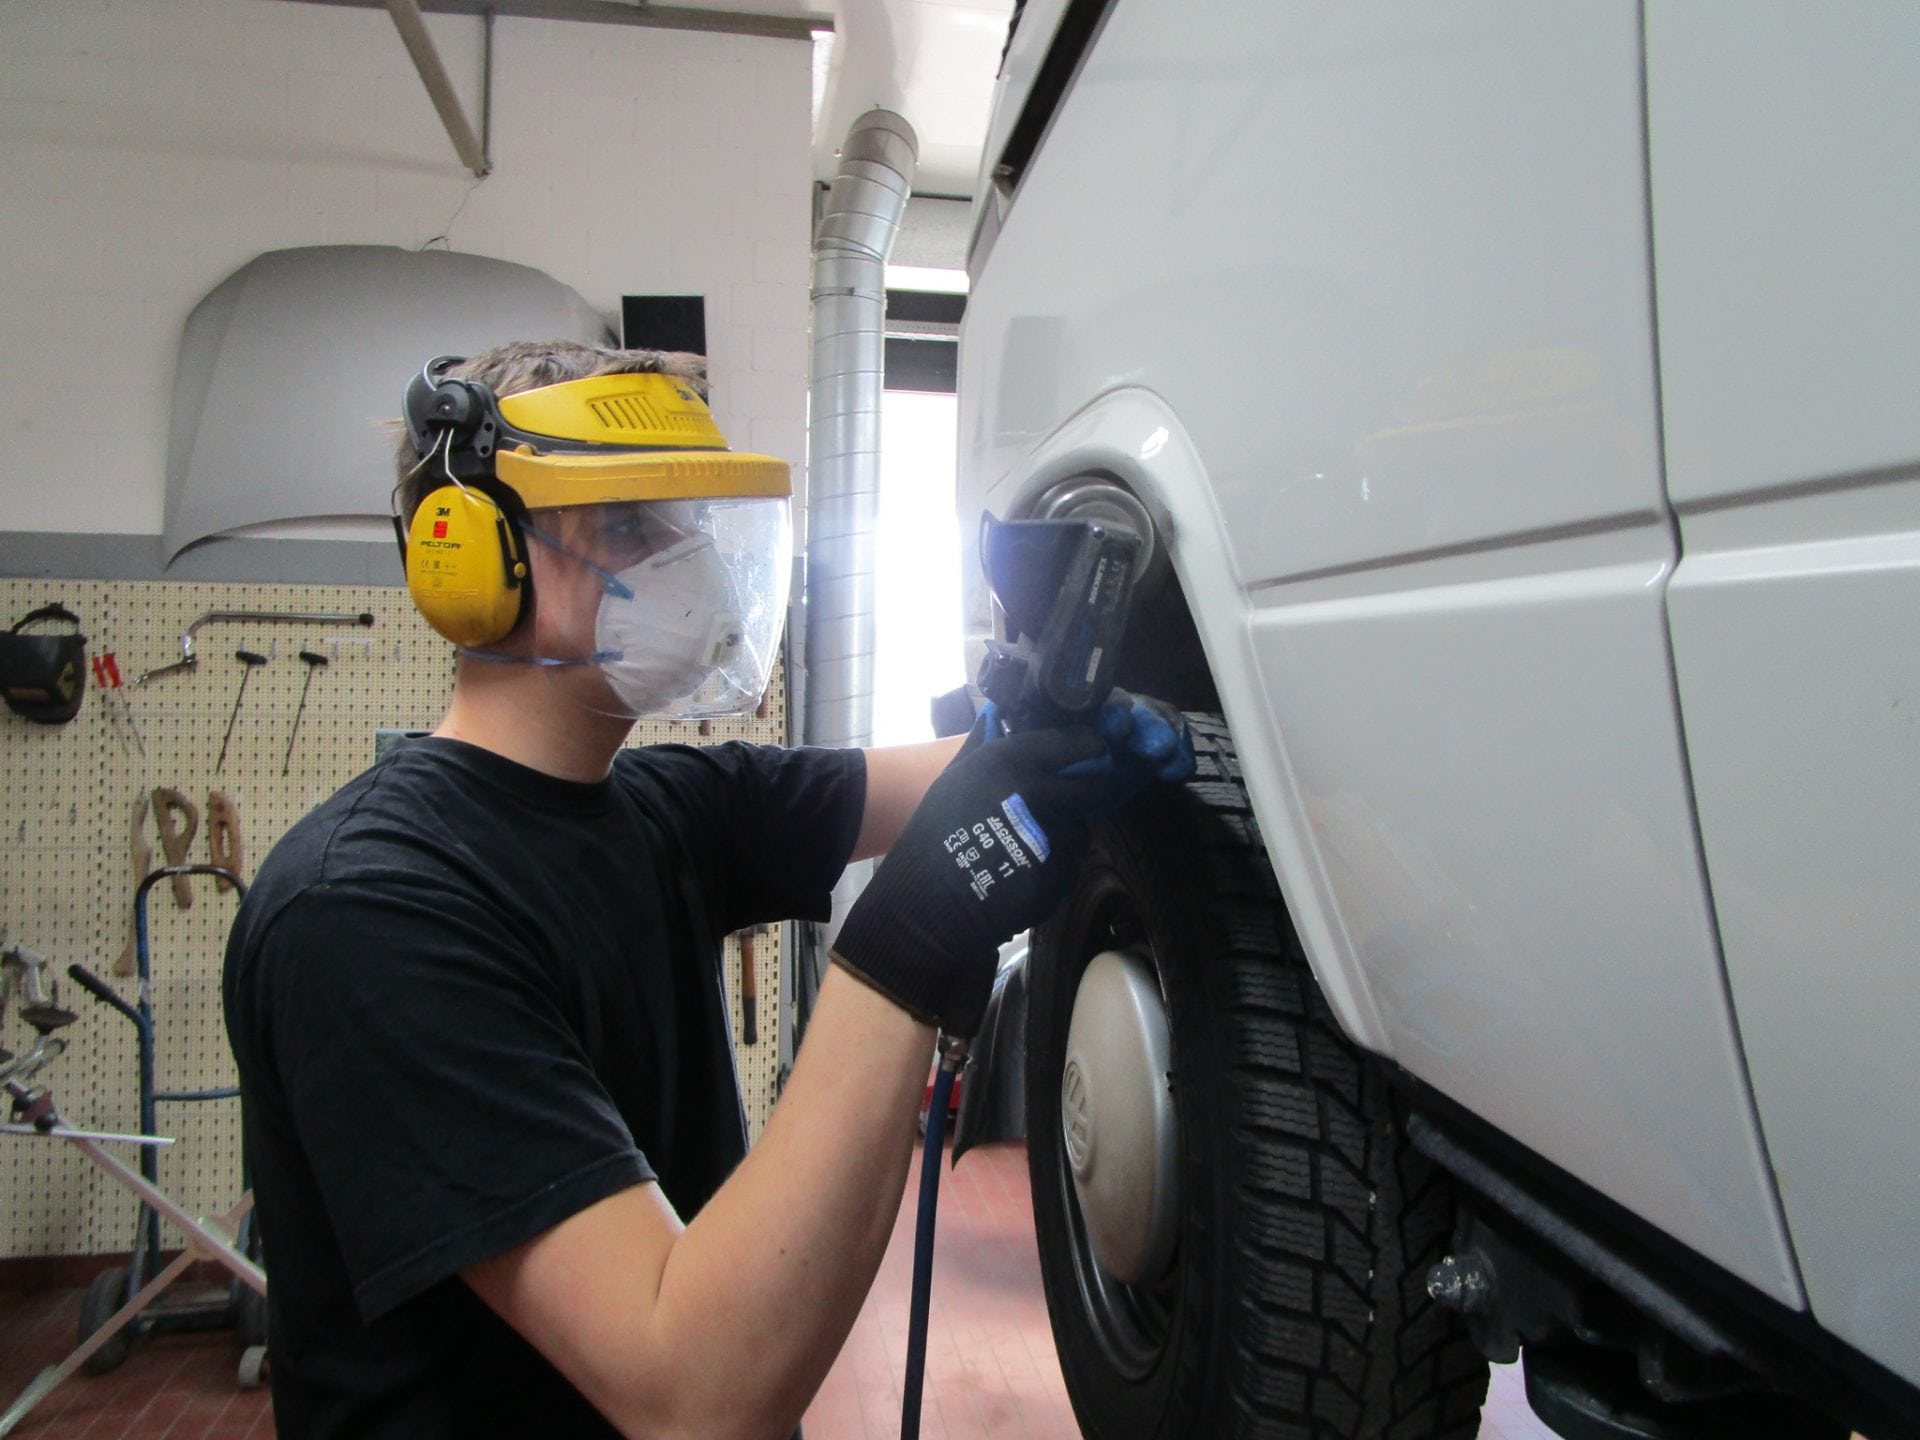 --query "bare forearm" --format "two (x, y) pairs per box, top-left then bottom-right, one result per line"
(643, 966), (932, 1435)
(854, 735), (965, 860)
